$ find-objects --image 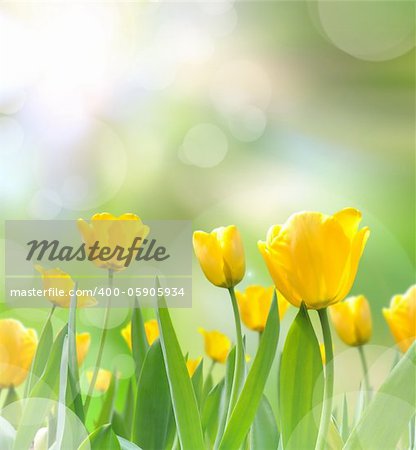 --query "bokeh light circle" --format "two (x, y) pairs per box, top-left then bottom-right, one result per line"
(317, 1), (415, 61)
(28, 188), (62, 219)
(179, 123), (228, 168)
(0, 117), (24, 157)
